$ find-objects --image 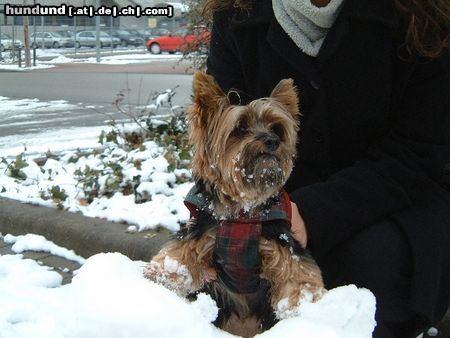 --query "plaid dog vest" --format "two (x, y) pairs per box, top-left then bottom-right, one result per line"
(184, 185), (292, 294)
